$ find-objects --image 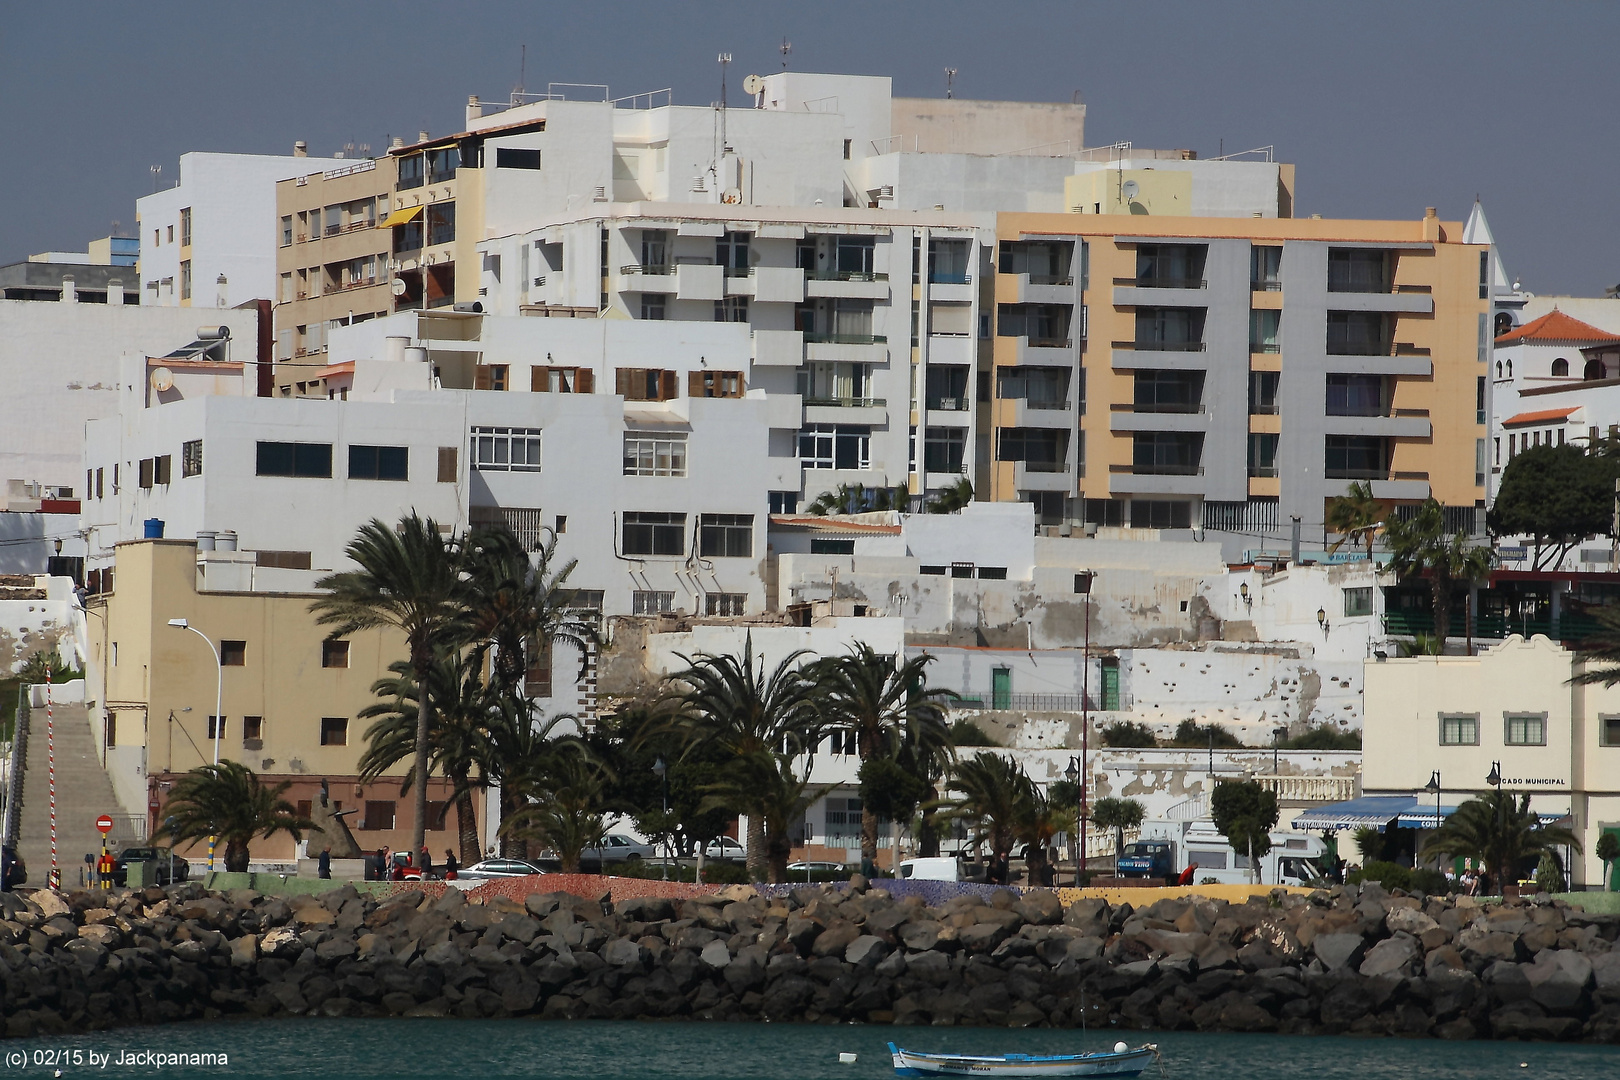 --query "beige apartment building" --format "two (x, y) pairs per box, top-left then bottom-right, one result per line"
(986, 207), (1491, 541)
(273, 156), (398, 393)
(94, 539), (463, 861)
(1362, 634), (1620, 890)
